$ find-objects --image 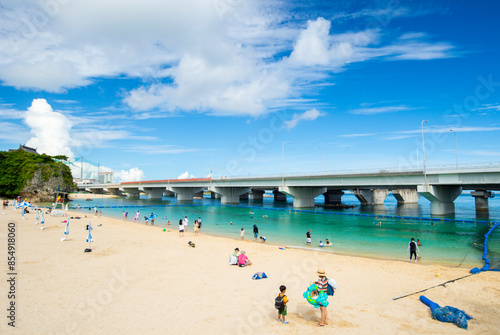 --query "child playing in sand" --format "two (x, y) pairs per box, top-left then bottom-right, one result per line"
(275, 285), (289, 324)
